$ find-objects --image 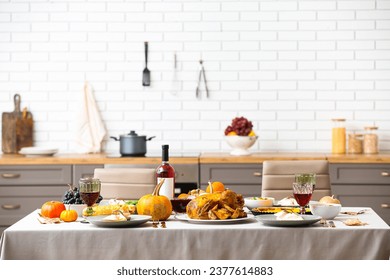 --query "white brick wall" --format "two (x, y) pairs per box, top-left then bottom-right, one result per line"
(1, 0), (389, 154)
